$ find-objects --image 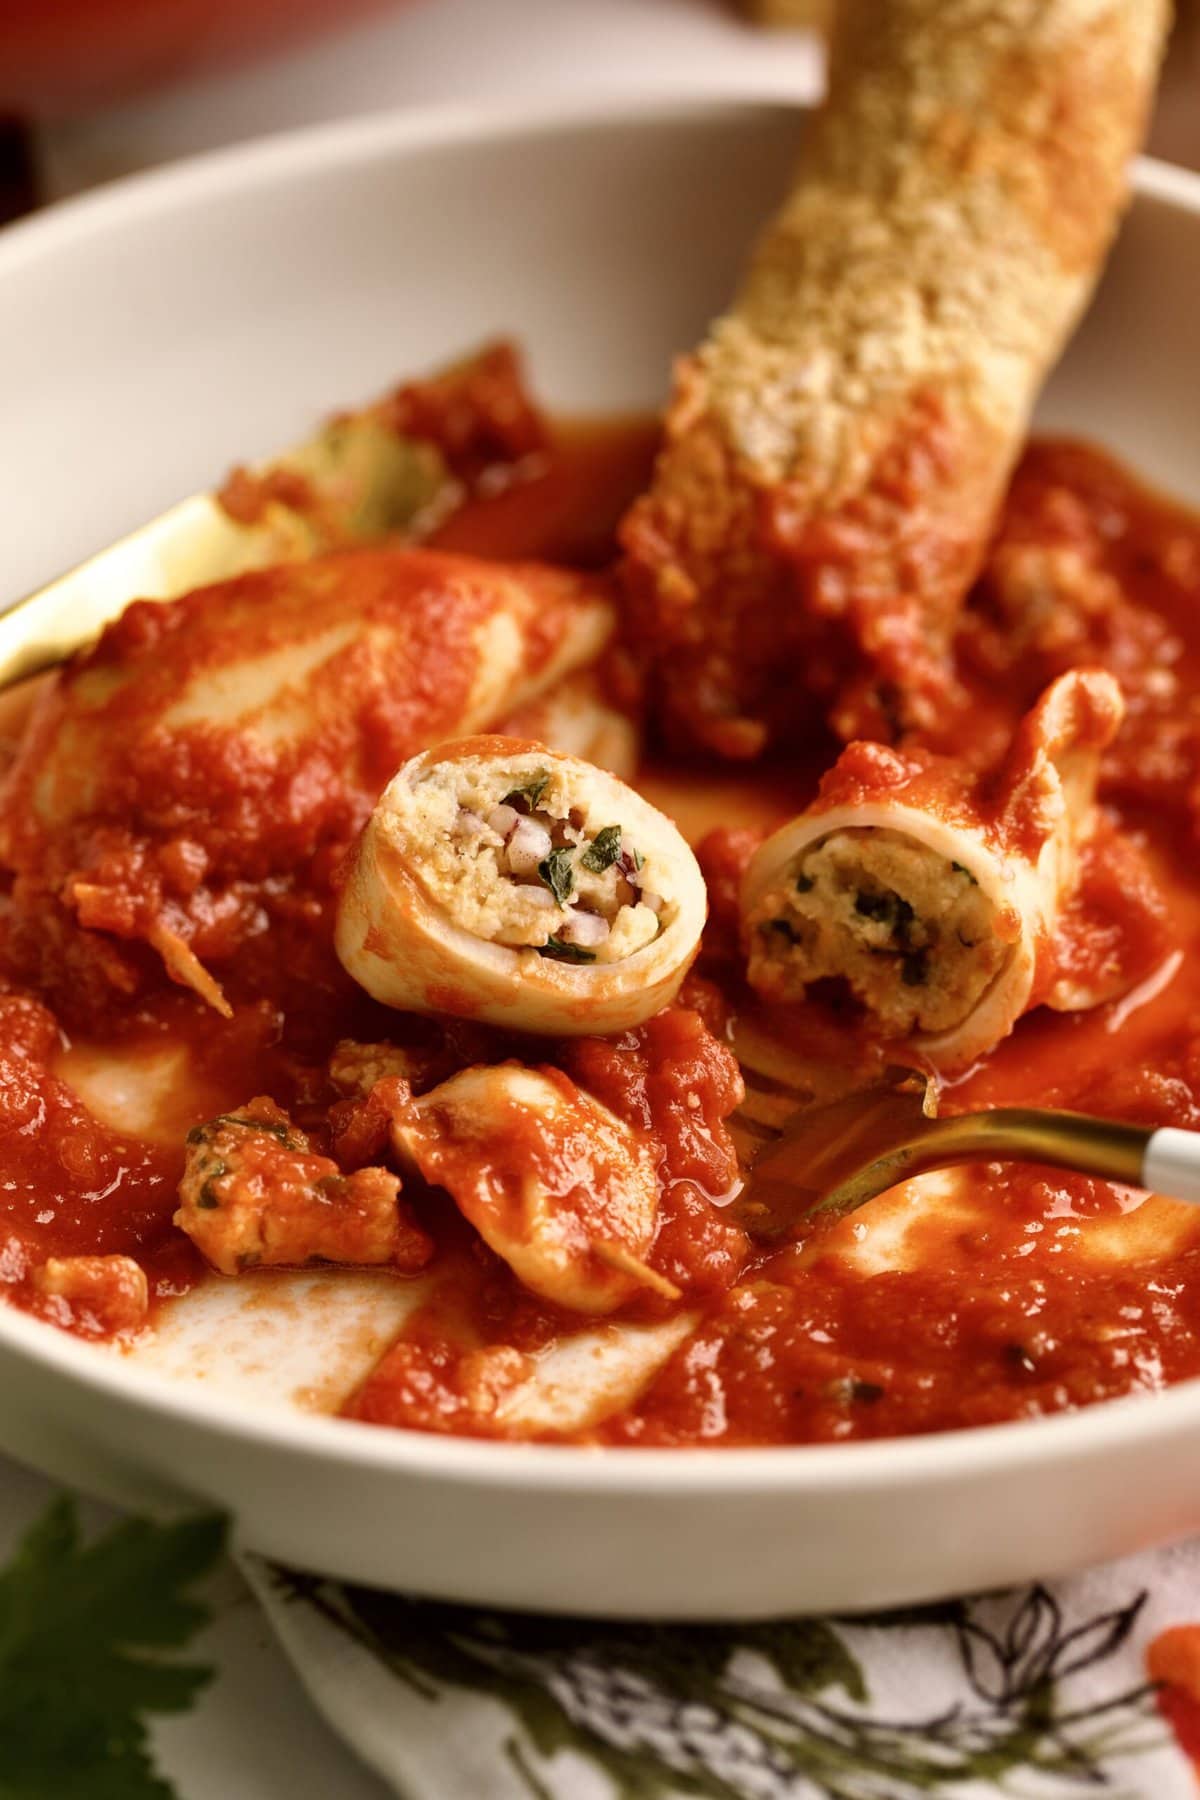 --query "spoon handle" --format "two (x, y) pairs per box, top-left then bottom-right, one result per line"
(1143, 1128), (1200, 1204)
(916, 1110), (1200, 1208)
(812, 1109), (1164, 1221)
